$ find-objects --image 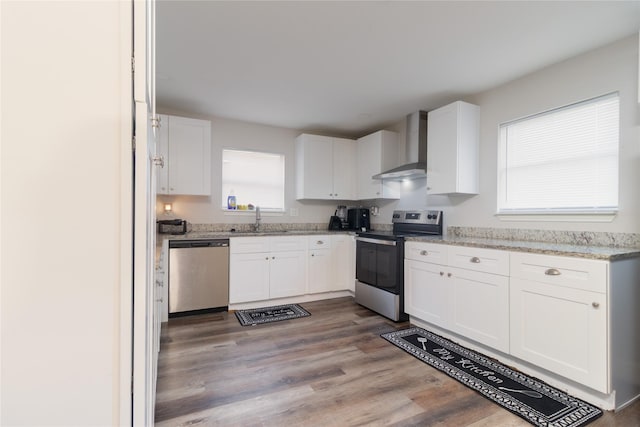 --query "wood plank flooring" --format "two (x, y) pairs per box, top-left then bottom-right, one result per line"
(155, 297), (639, 426)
